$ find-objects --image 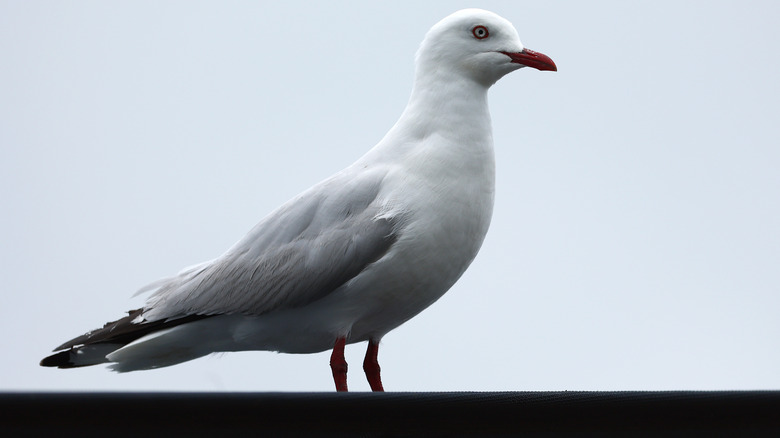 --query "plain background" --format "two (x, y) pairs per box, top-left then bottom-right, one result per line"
(2, 1), (778, 392)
